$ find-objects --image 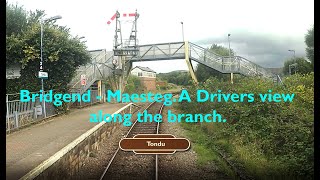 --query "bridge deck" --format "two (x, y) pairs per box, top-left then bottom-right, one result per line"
(68, 41), (274, 96)
(6, 103), (127, 180)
